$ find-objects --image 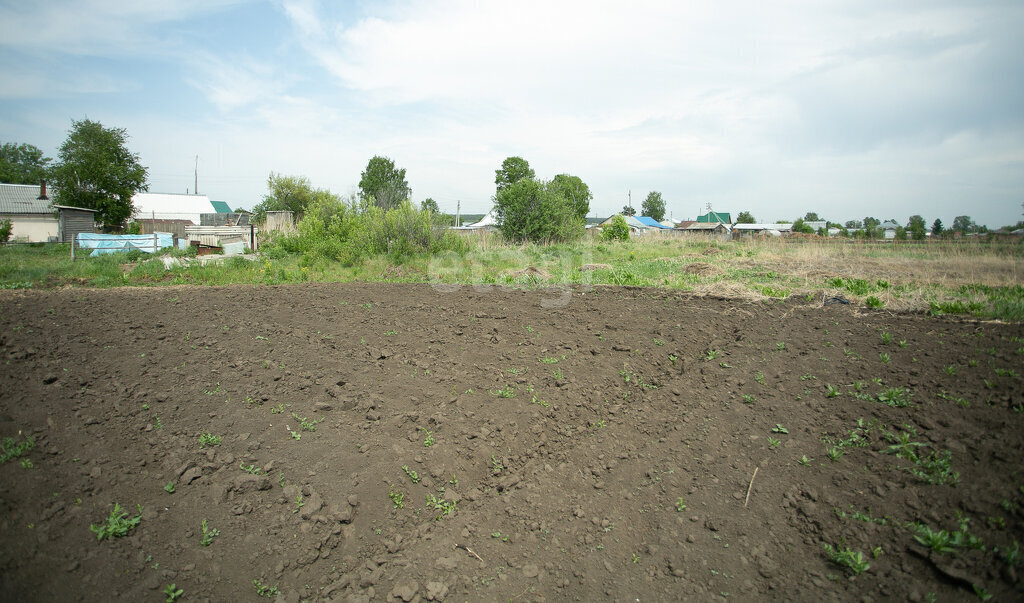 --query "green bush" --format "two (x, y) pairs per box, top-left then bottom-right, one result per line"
(0, 218), (13, 244)
(261, 200), (465, 265)
(601, 215), (629, 242)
